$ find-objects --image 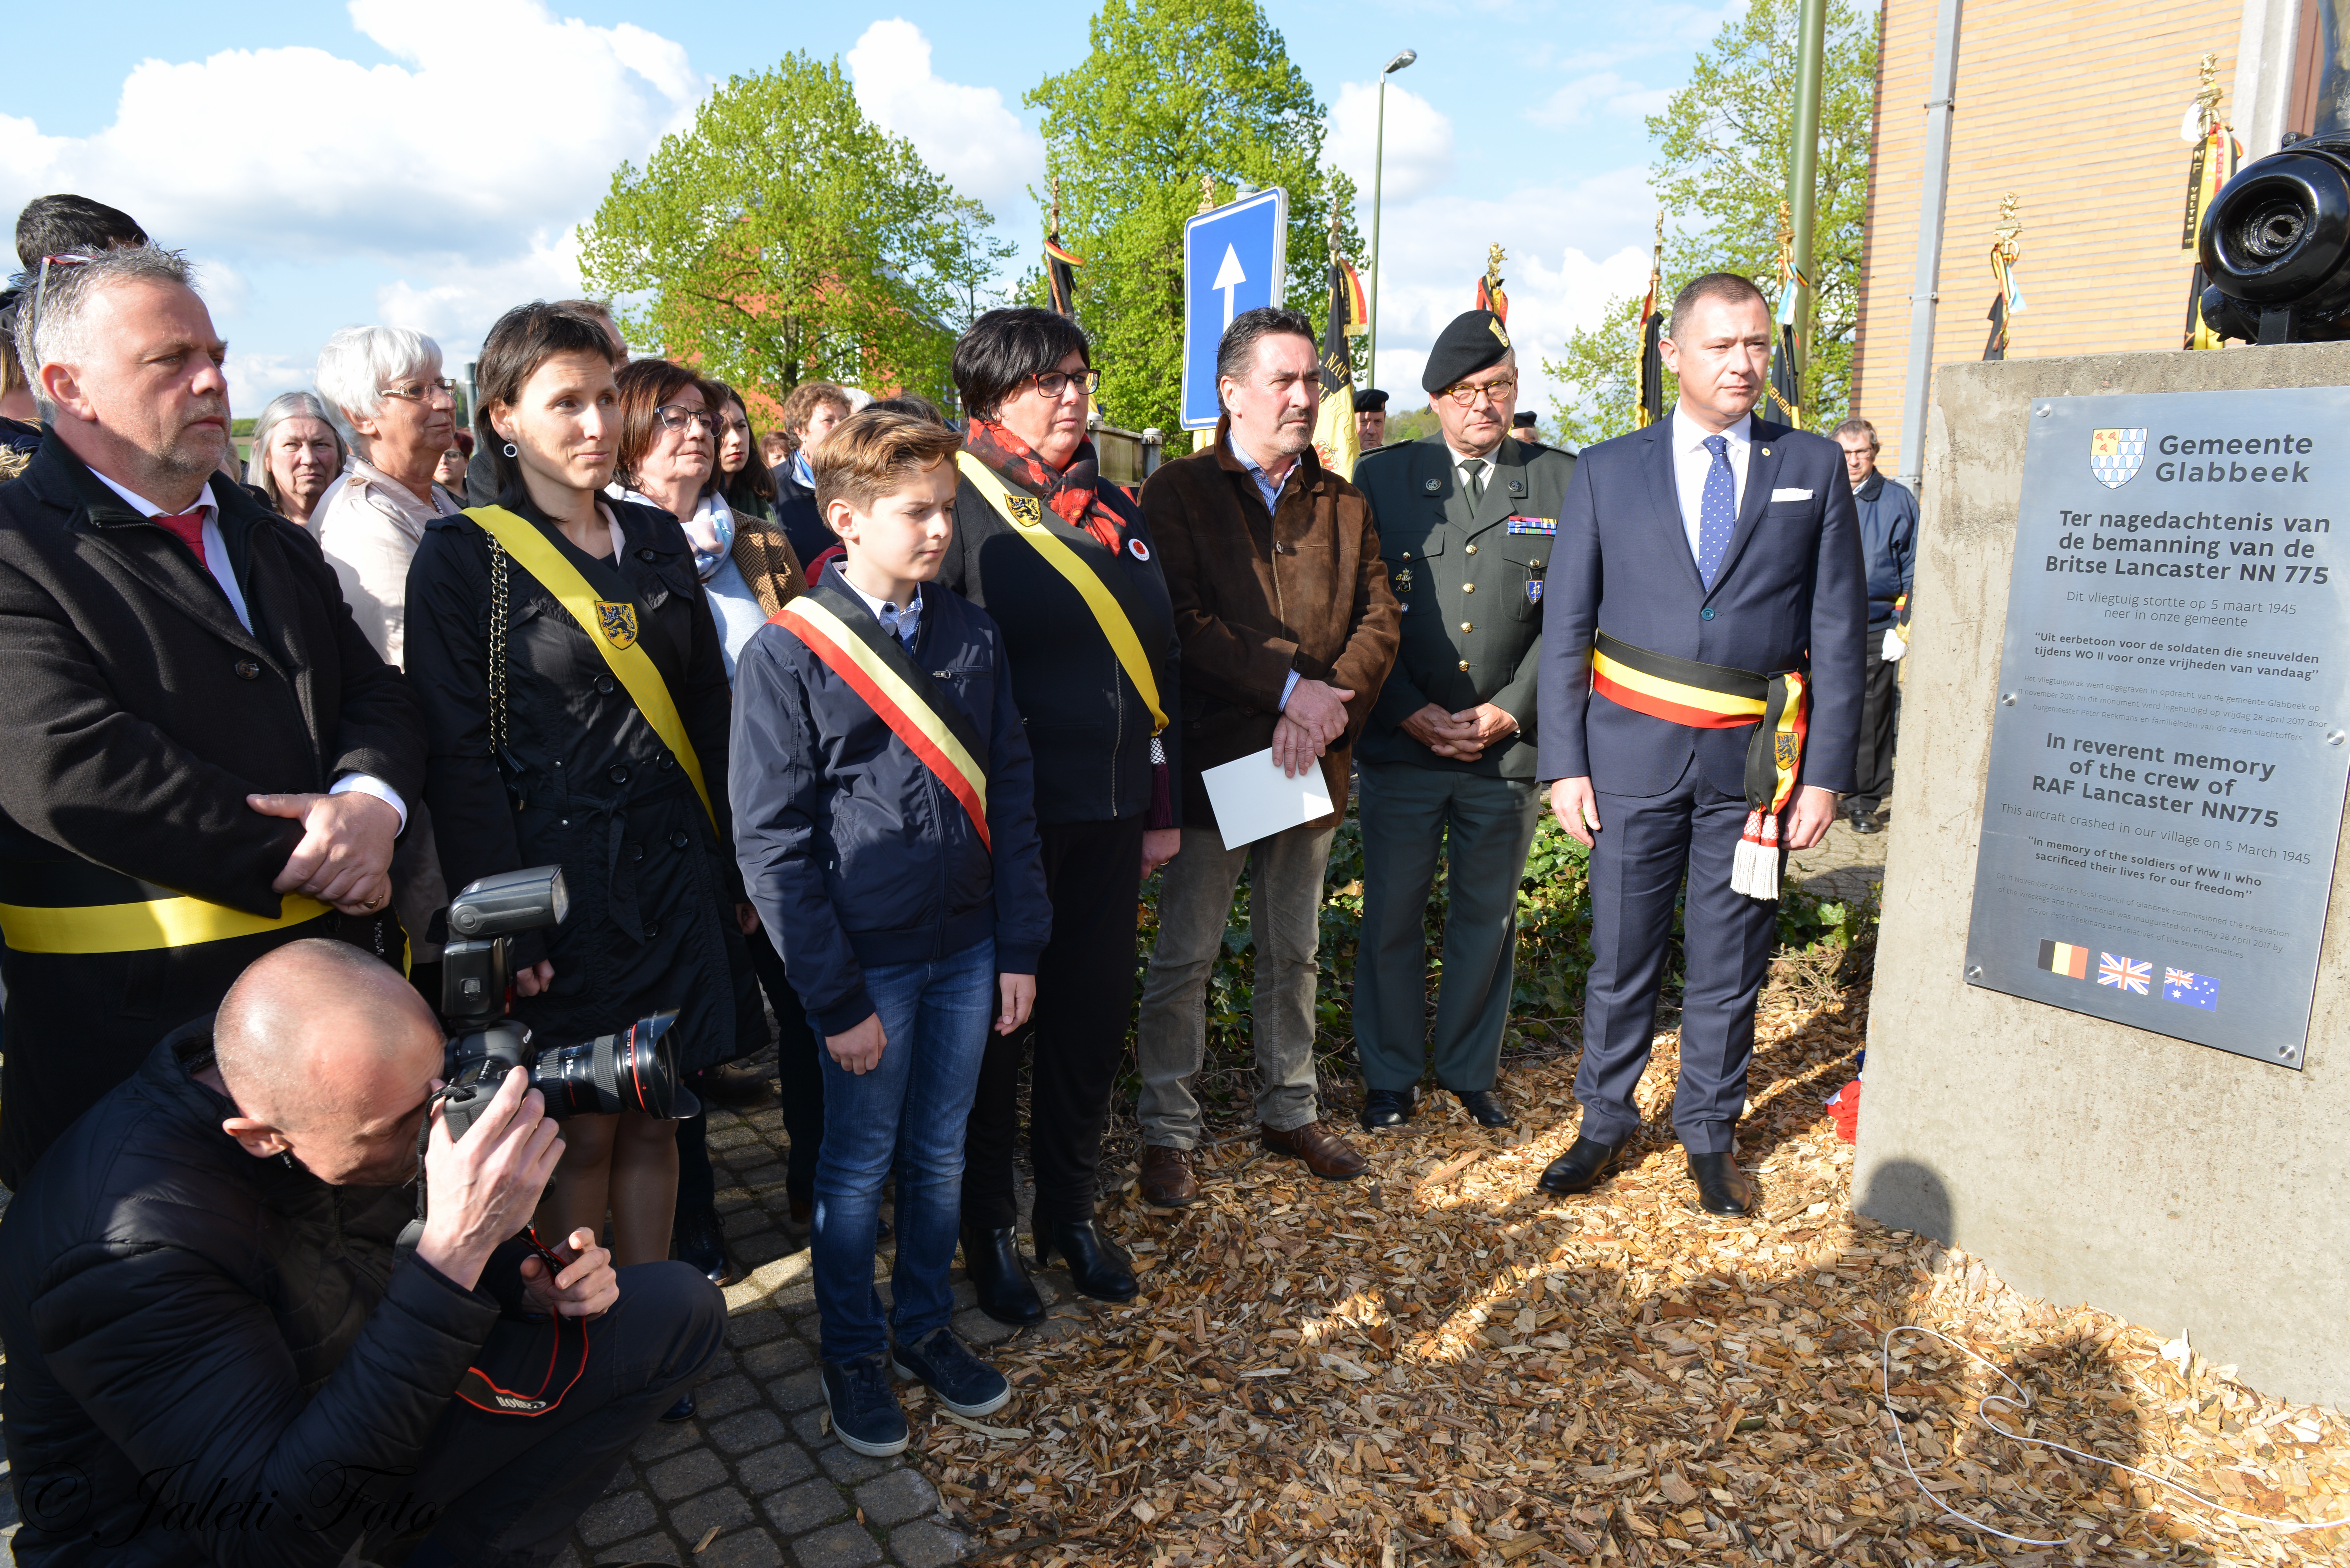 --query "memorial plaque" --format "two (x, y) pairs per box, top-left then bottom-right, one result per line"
(1965, 389), (2350, 1067)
